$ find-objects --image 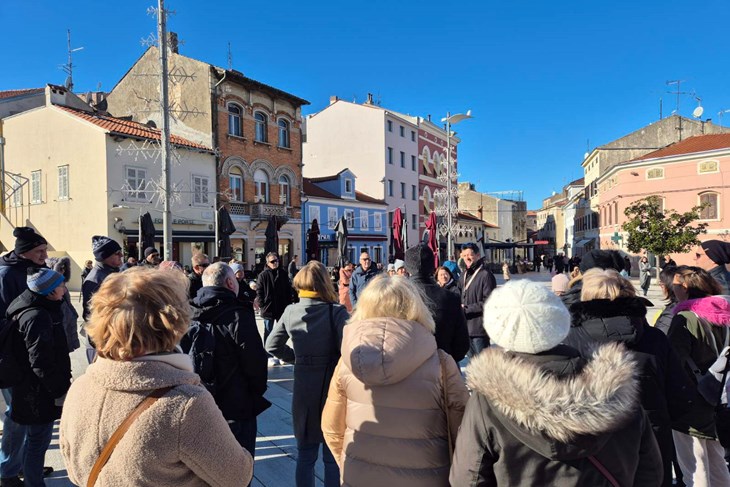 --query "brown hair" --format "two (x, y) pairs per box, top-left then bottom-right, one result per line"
(293, 261), (338, 303)
(87, 267), (191, 360)
(580, 268), (636, 301)
(674, 266), (722, 299)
